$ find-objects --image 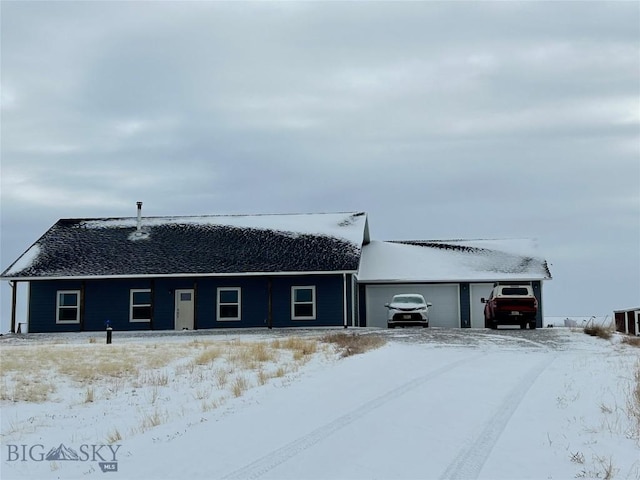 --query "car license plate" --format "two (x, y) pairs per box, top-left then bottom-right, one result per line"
(511, 311), (521, 316)
(403, 314), (412, 319)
